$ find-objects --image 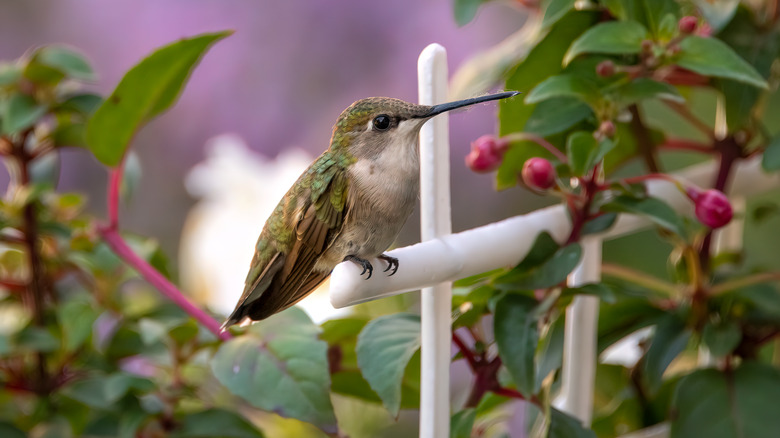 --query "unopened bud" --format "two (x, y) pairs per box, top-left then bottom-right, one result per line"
(521, 157), (556, 190)
(596, 60), (616, 77)
(599, 120), (616, 138)
(465, 135), (508, 173)
(678, 16), (698, 34)
(687, 187), (733, 228)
